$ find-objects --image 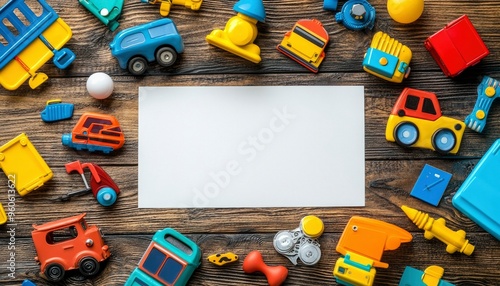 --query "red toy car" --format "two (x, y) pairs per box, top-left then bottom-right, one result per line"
(424, 15), (489, 77)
